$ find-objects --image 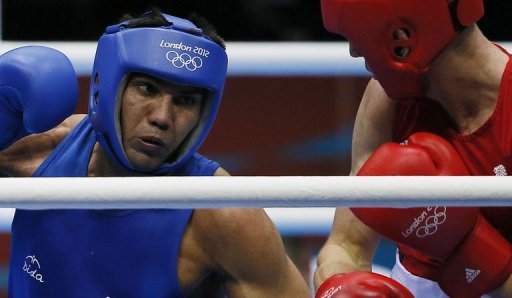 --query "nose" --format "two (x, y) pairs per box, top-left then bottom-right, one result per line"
(148, 96), (173, 131)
